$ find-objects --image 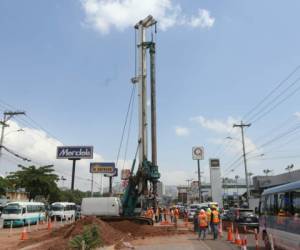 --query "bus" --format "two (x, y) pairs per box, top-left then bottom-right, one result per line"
(2, 201), (46, 227)
(259, 180), (300, 250)
(49, 202), (76, 220)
